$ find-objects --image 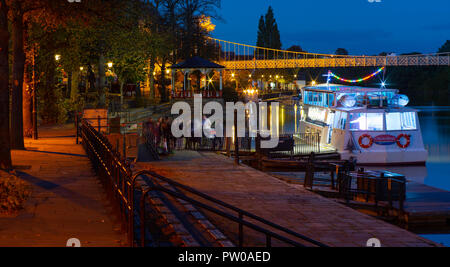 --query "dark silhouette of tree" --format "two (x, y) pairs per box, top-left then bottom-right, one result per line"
(0, 0), (11, 169)
(178, 0), (221, 59)
(438, 40), (450, 53)
(287, 45), (303, 52)
(335, 48), (349, 55)
(256, 6), (282, 53)
(256, 16), (265, 48)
